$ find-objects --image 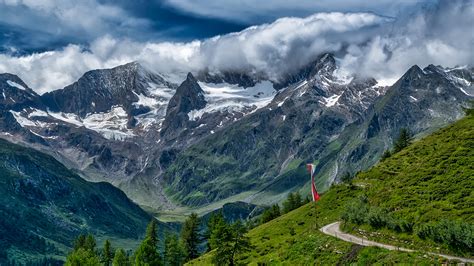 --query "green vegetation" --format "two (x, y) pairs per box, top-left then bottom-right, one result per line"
(381, 127), (412, 160)
(60, 211), (253, 266)
(102, 240), (114, 266)
(341, 113), (473, 257)
(164, 233), (185, 266)
(135, 220), (162, 265)
(259, 204), (281, 224)
(189, 113), (474, 264)
(211, 220), (251, 266)
(258, 191), (310, 225)
(65, 234), (100, 265)
(0, 138), (151, 264)
(181, 213), (201, 261)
